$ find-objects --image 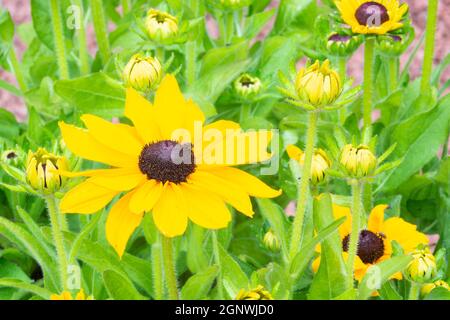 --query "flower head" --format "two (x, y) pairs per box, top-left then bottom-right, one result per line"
(406, 247), (437, 283)
(26, 148), (68, 194)
(263, 229), (281, 252)
(1, 149), (19, 165)
(50, 289), (93, 300)
(313, 204), (429, 281)
(234, 73), (262, 99)
(287, 145), (331, 185)
(235, 285), (273, 300)
(326, 33), (363, 57)
(340, 144), (377, 178)
(123, 54), (162, 93)
(145, 9), (178, 42)
(58, 75), (280, 257)
(421, 280), (450, 296)
(335, 0), (409, 35)
(295, 60), (342, 107)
